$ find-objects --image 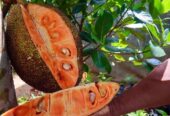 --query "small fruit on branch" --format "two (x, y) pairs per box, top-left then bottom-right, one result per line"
(6, 3), (82, 92)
